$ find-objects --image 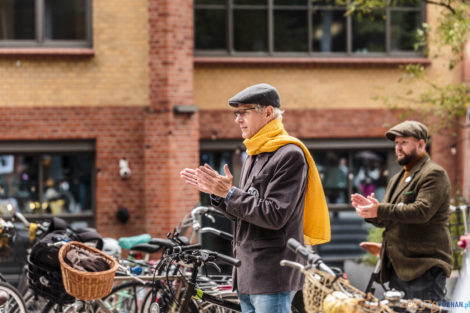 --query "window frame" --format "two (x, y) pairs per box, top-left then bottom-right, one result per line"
(0, 0), (93, 48)
(194, 0), (426, 57)
(0, 140), (96, 224)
